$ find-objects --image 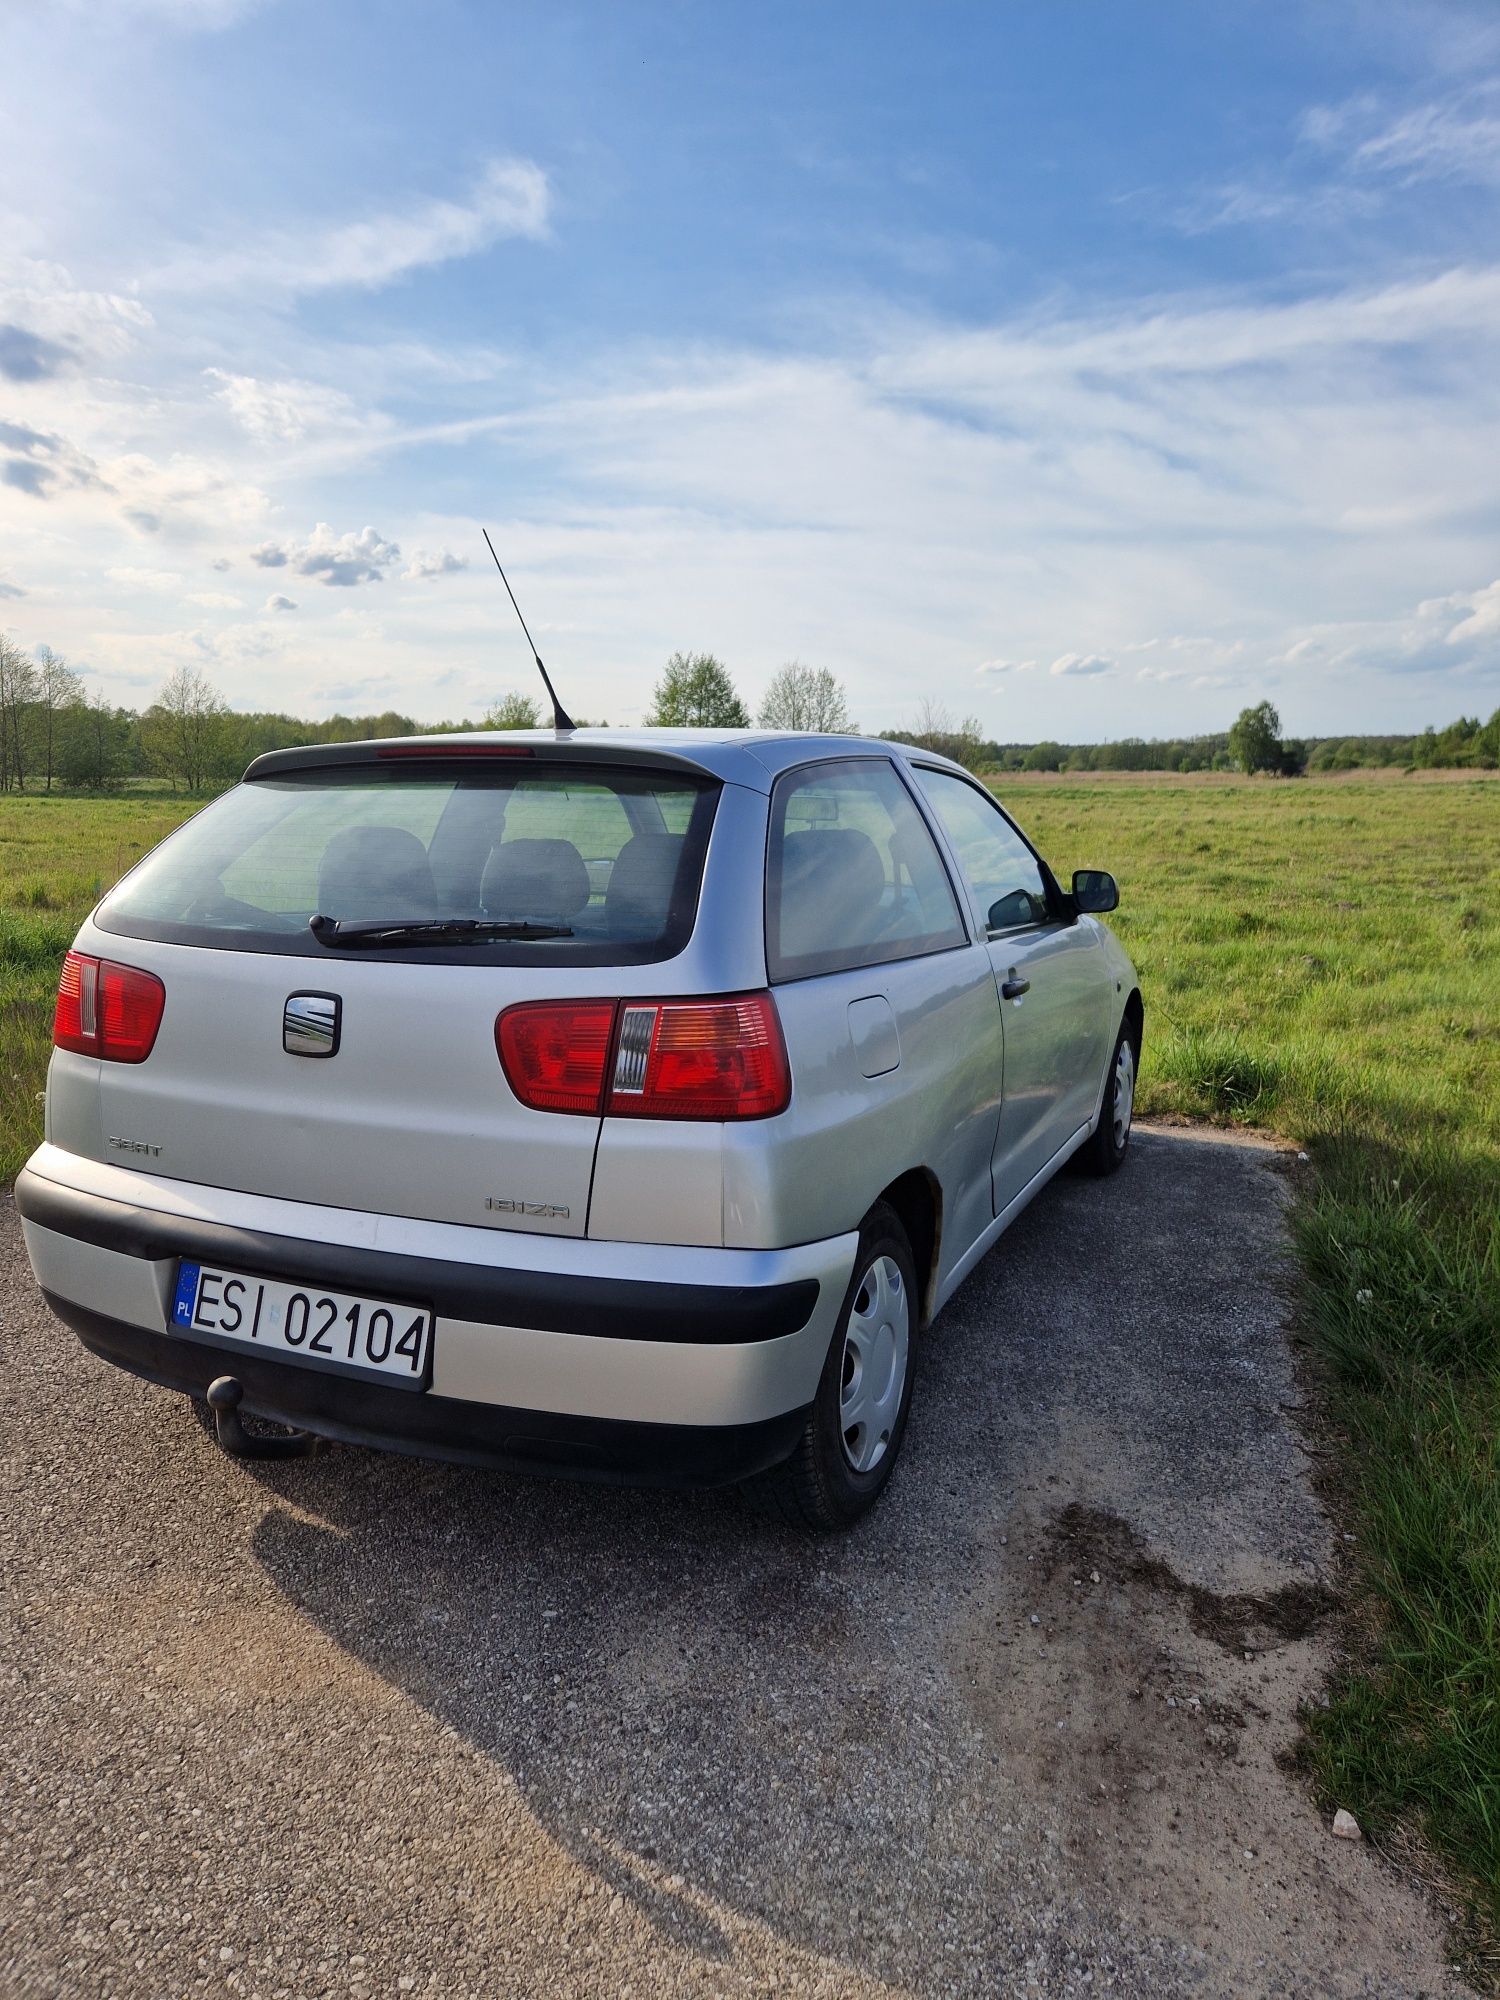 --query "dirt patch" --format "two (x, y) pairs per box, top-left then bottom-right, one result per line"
(955, 1501), (1463, 1998)
(1047, 1501), (1338, 1653)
